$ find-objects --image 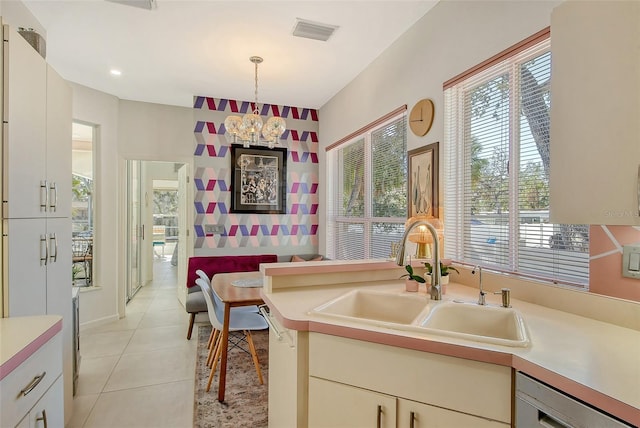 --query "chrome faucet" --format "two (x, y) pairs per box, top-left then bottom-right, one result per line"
(395, 220), (442, 300)
(472, 265), (485, 305)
